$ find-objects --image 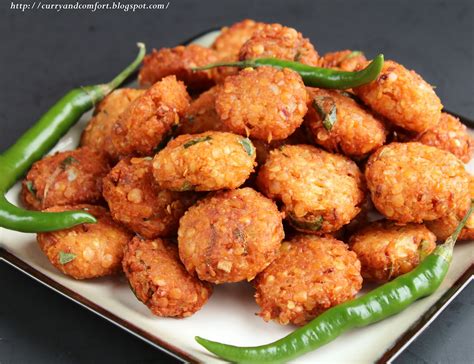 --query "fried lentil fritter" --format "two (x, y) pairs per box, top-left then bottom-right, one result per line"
(139, 45), (218, 90)
(37, 205), (132, 279)
(257, 144), (366, 234)
(414, 112), (473, 163)
(152, 131), (256, 191)
(102, 157), (197, 238)
(22, 147), (110, 210)
(178, 188), (284, 283)
(112, 76), (190, 157)
(123, 236), (212, 317)
(239, 23), (319, 66)
(80, 88), (144, 159)
(354, 60), (442, 133)
(365, 142), (470, 223)
(177, 85), (227, 135)
(305, 88), (387, 158)
(215, 66), (308, 142)
(349, 220), (436, 282)
(254, 234), (362, 325)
